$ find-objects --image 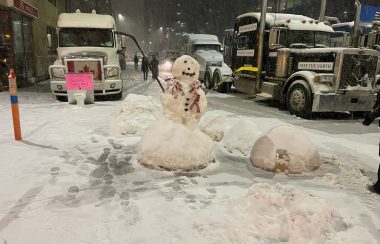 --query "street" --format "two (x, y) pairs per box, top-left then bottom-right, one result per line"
(0, 62), (379, 243)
